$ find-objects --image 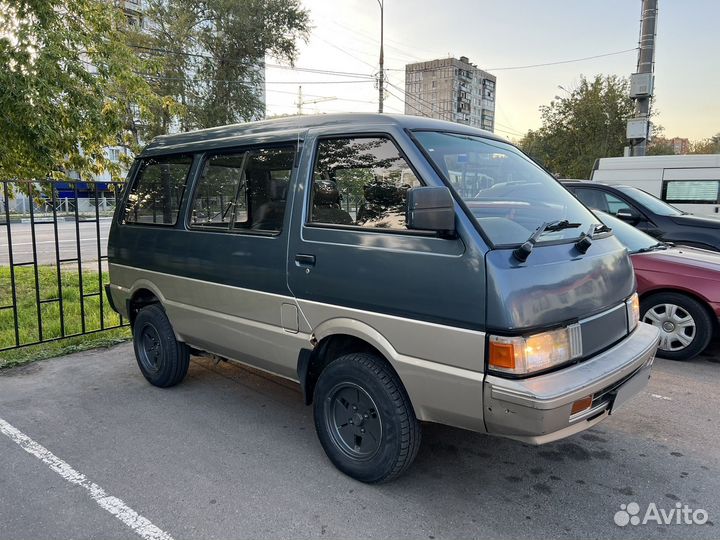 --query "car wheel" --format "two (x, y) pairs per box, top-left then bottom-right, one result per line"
(641, 292), (713, 361)
(132, 304), (190, 387)
(313, 352), (421, 483)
